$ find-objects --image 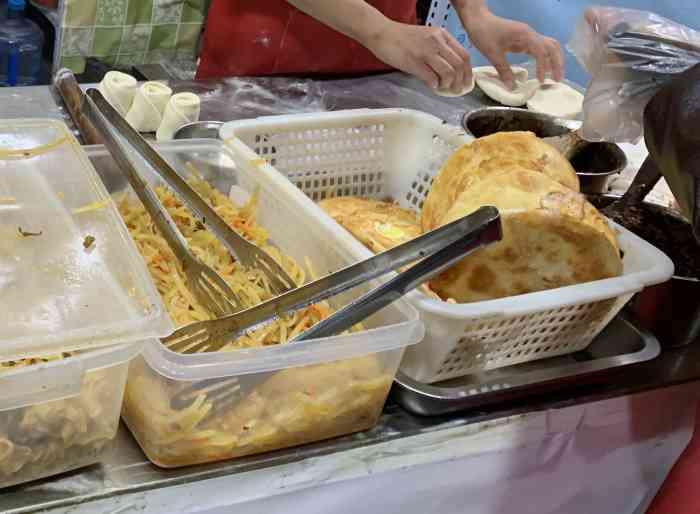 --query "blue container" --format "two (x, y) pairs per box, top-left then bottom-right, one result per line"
(0, 0), (43, 86)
